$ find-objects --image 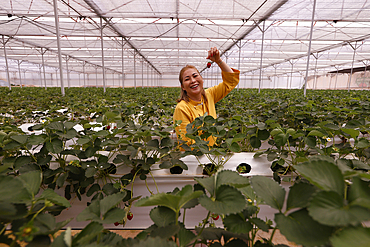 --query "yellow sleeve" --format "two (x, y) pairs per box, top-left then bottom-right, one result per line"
(206, 68), (240, 103)
(173, 102), (194, 144)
